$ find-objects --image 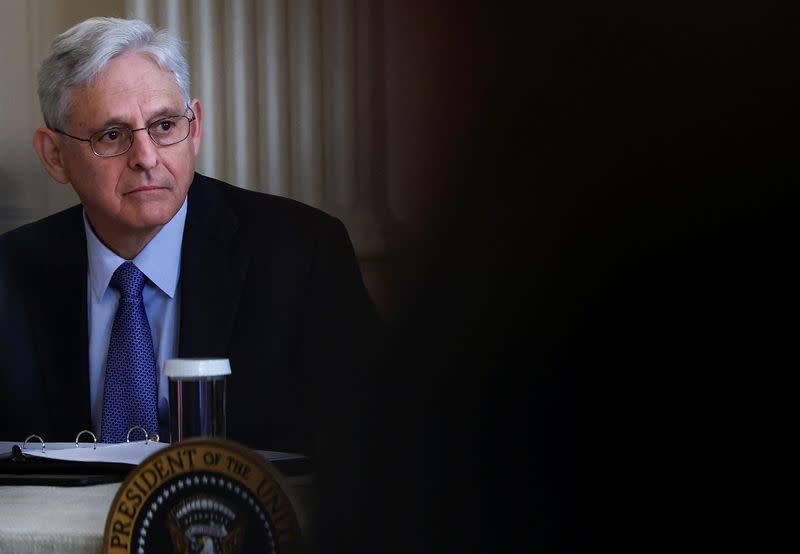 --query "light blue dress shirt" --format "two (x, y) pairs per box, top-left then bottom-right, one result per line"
(85, 198), (186, 439)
